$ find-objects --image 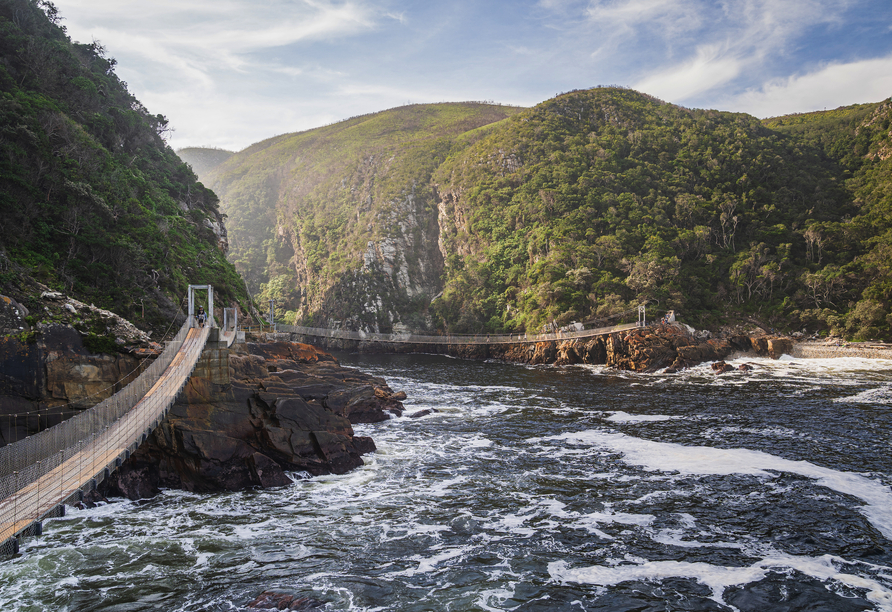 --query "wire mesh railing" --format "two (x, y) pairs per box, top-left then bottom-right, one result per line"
(273, 321), (641, 345)
(0, 318), (211, 549)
